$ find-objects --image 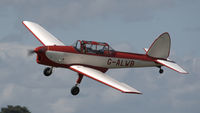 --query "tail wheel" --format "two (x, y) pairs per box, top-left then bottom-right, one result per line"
(43, 67), (53, 76)
(71, 86), (80, 96)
